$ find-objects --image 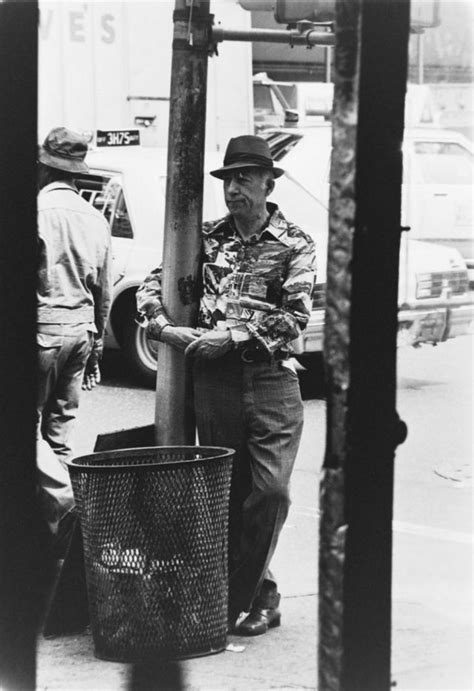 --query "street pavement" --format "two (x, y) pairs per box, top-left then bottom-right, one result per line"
(37, 336), (473, 690)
